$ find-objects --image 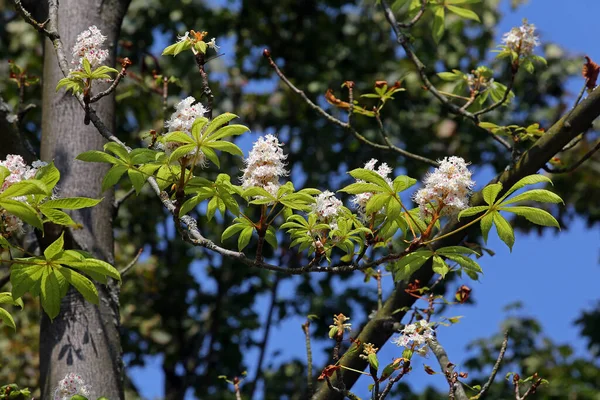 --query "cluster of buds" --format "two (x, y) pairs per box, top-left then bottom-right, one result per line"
(163, 96), (208, 166)
(177, 30), (220, 51)
(392, 320), (434, 352)
(359, 342), (379, 361)
(501, 20), (540, 58)
(70, 25), (109, 73)
(465, 66), (494, 93)
(0, 155), (47, 235)
(413, 156), (474, 218)
(53, 373), (91, 400)
(328, 313), (352, 339)
(241, 134), (288, 197)
(351, 159), (393, 219)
